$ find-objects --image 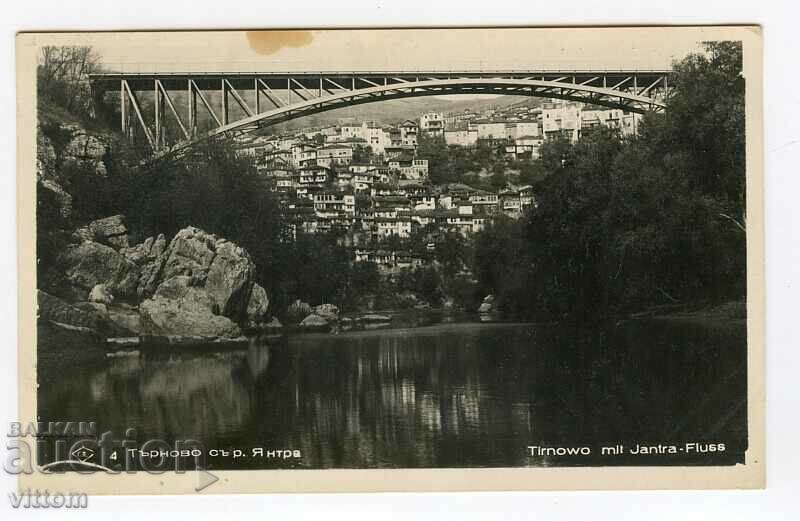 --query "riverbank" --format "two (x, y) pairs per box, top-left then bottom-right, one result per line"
(627, 300), (747, 328)
(288, 319), (536, 342)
